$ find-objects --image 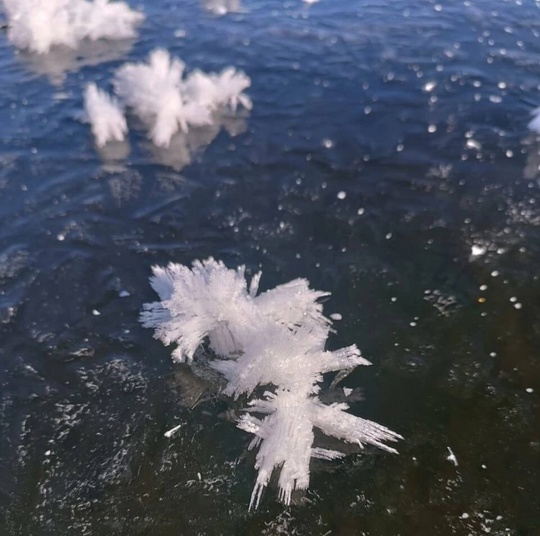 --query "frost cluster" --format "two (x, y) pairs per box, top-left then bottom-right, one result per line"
(82, 49), (251, 149)
(84, 83), (127, 147)
(112, 49), (251, 148)
(141, 258), (402, 508)
(2, 0), (144, 54)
